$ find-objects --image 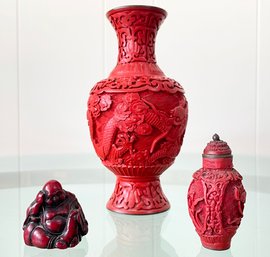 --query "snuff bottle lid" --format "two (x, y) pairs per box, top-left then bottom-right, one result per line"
(203, 134), (232, 158)
(202, 134), (233, 169)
